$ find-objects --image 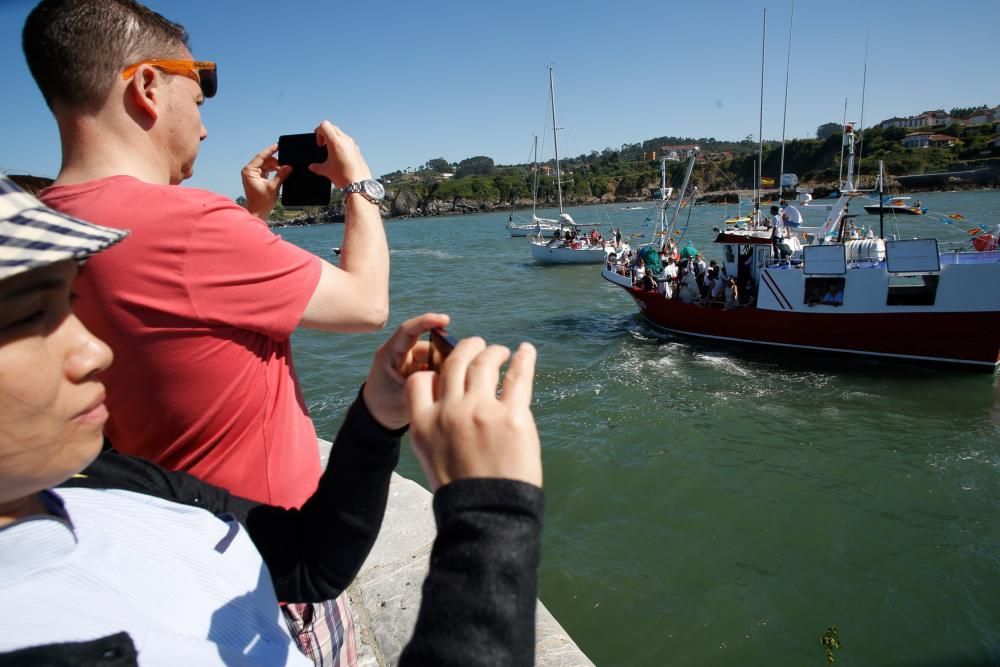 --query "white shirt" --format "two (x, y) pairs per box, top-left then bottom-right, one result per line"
(711, 276), (725, 299)
(771, 215), (785, 238)
(0, 488), (309, 666)
(782, 204), (802, 227)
